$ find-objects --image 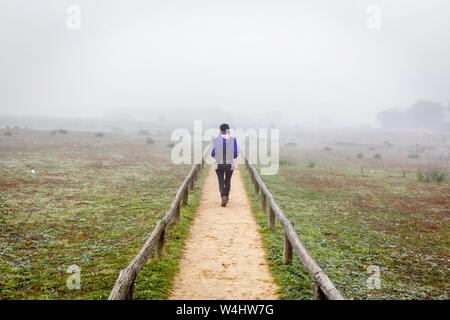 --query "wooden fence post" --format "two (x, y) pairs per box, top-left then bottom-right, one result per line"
(254, 179), (259, 194)
(268, 205), (275, 229)
(183, 187), (188, 205)
(260, 191), (266, 214)
(155, 227), (166, 258)
(282, 222), (294, 264)
(314, 282), (327, 300)
(194, 165), (198, 181)
(126, 281), (135, 300)
(189, 175), (194, 190)
(174, 202), (181, 223)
